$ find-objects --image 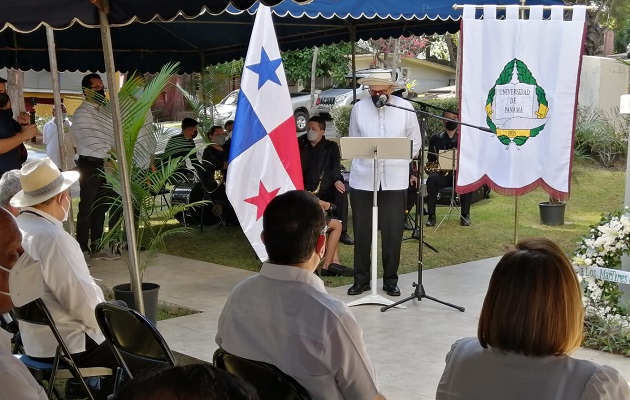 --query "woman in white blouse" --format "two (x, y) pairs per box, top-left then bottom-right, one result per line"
(436, 238), (630, 400)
